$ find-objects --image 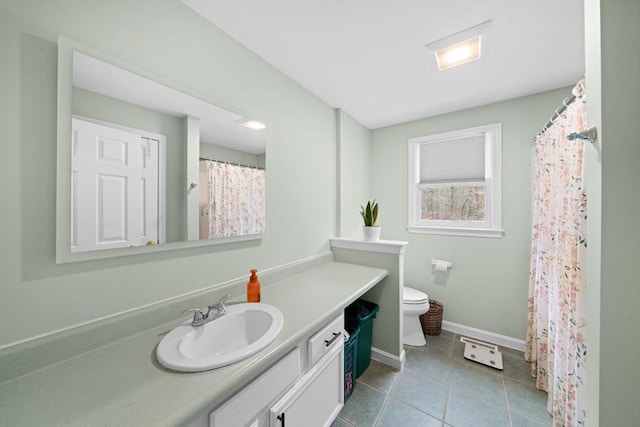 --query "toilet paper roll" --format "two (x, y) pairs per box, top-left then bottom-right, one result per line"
(434, 260), (450, 272)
